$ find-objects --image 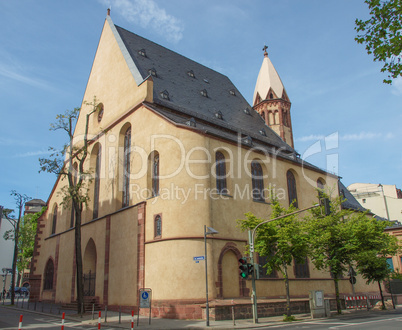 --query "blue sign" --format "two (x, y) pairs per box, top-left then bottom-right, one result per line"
(141, 291), (149, 300)
(193, 256), (205, 261)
